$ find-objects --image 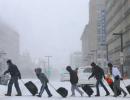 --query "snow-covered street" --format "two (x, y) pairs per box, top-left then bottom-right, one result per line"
(0, 79), (130, 100)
